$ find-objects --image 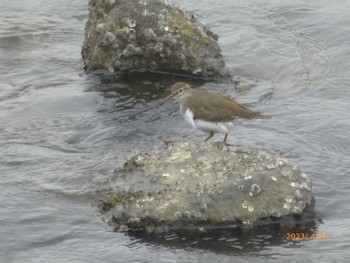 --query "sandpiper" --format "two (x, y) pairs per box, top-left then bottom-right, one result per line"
(163, 82), (270, 144)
